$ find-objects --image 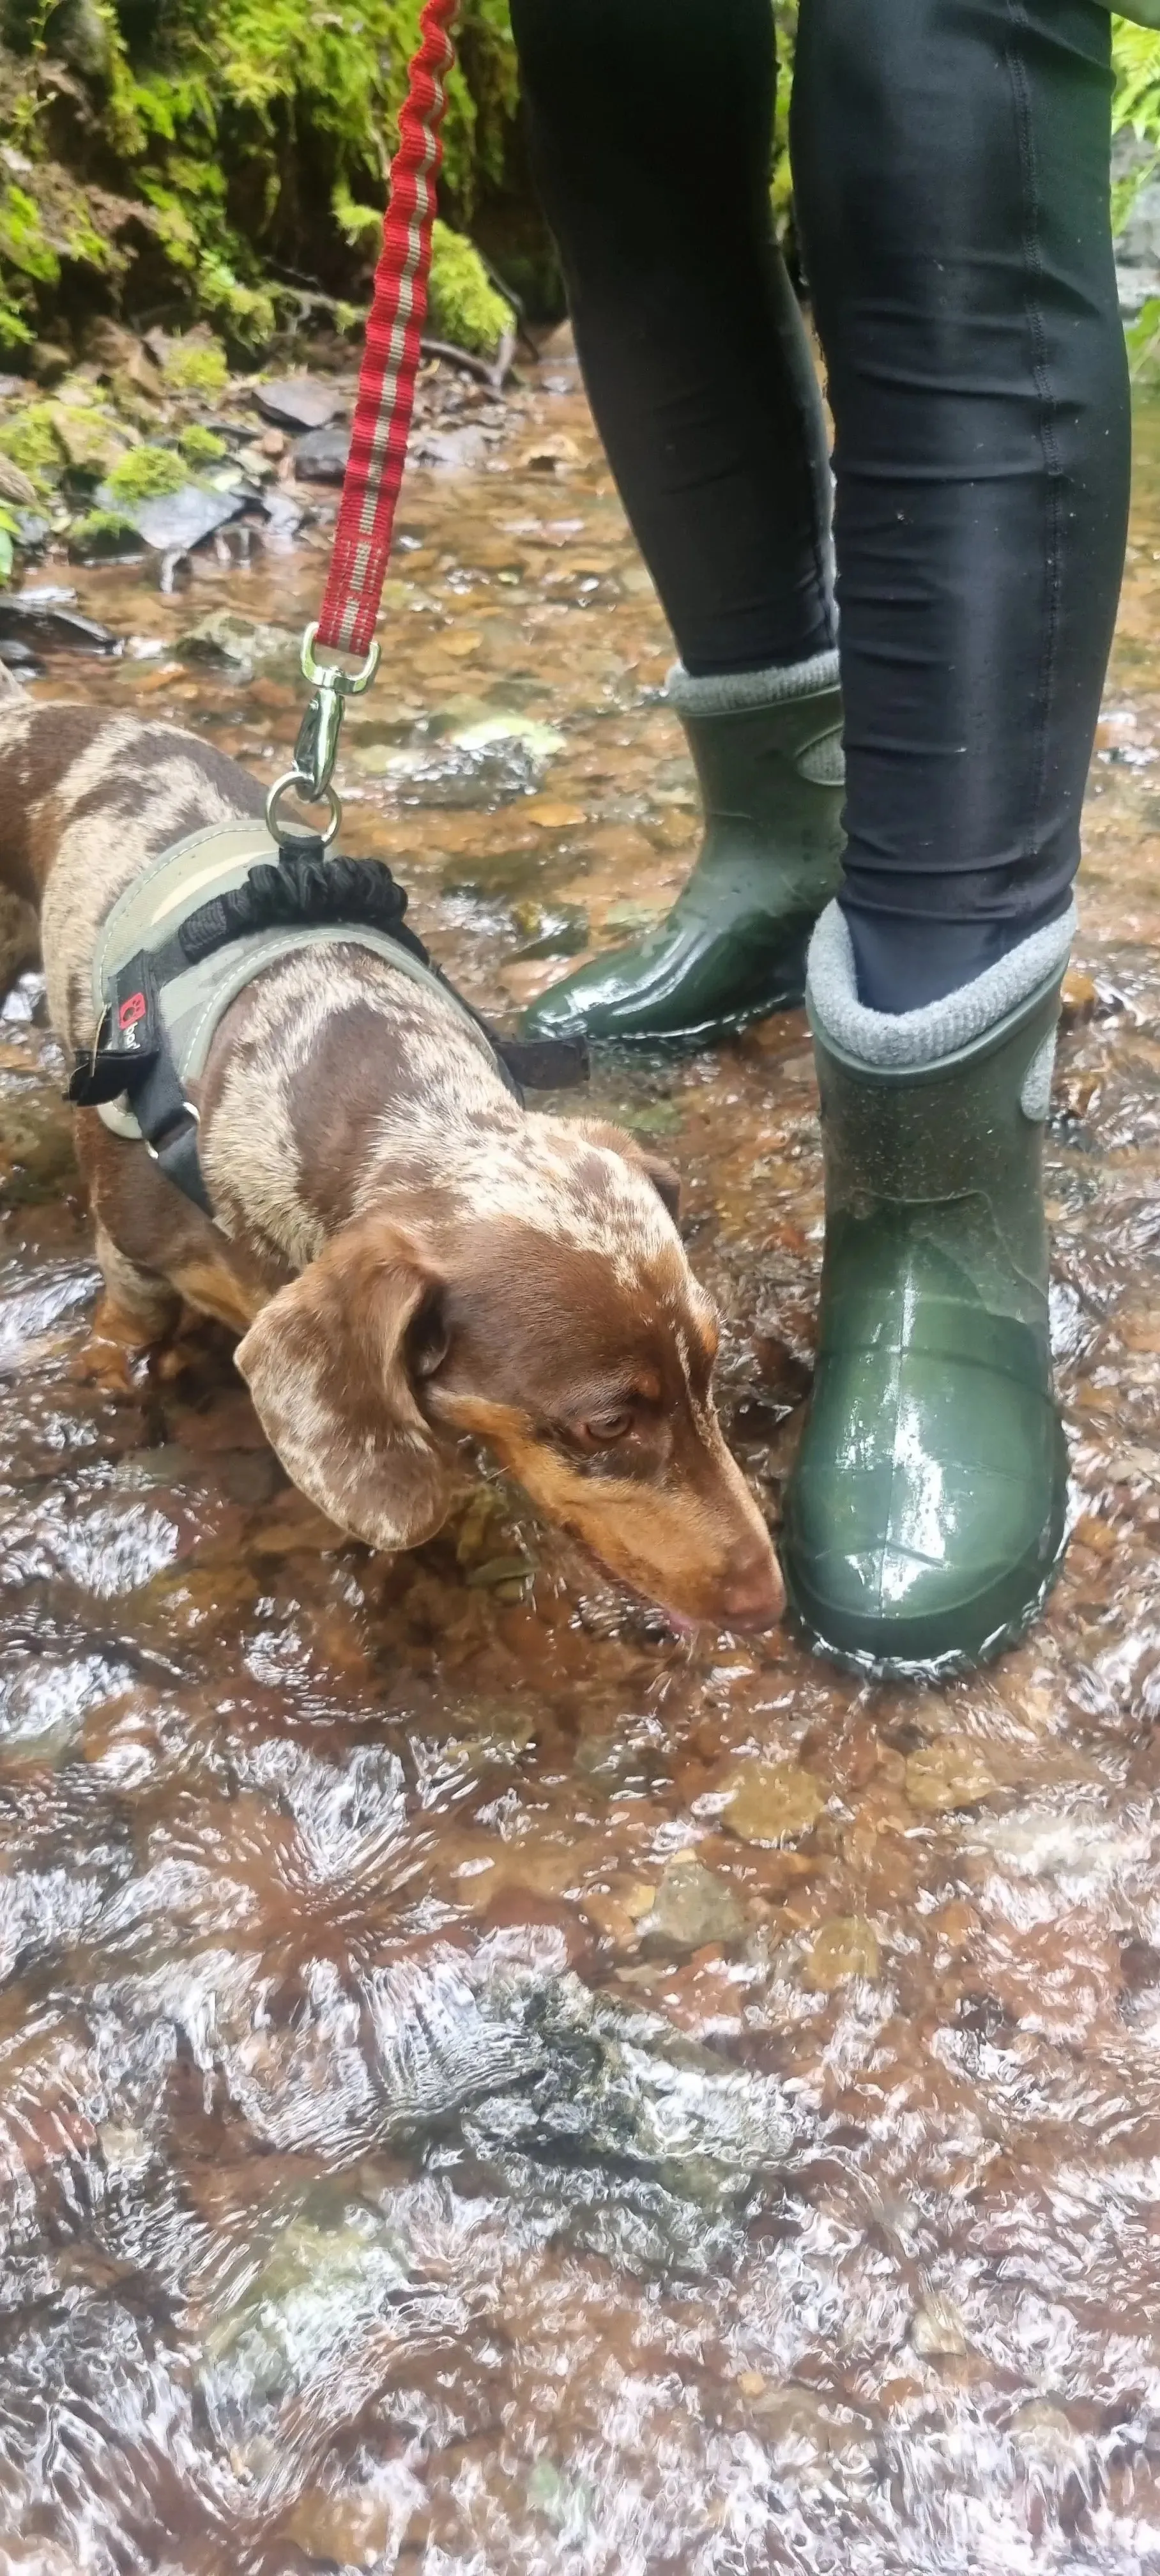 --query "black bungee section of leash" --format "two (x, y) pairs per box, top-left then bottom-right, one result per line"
(66, 836), (589, 1219)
